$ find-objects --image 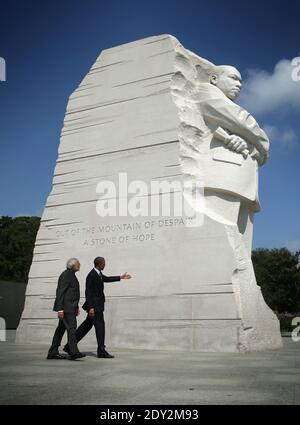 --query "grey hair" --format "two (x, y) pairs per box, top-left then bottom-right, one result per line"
(66, 258), (79, 270)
